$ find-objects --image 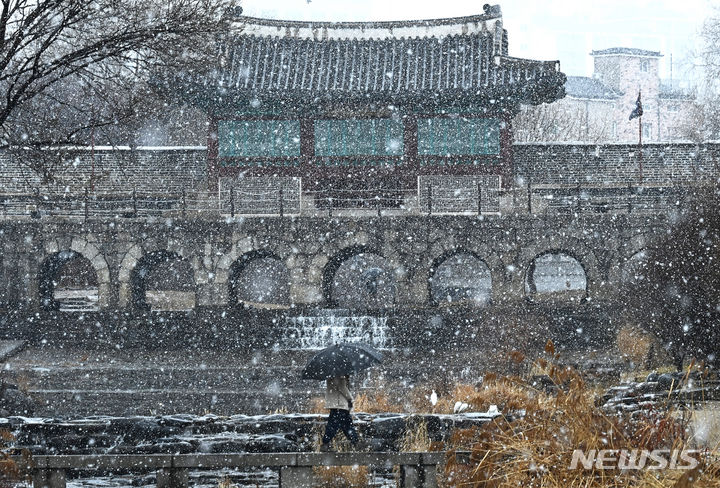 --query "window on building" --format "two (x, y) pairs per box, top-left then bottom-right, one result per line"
(612, 122), (618, 138)
(642, 123), (652, 139)
(218, 120), (301, 157)
(417, 117), (500, 155)
(640, 59), (649, 72)
(314, 119), (404, 156)
(667, 103), (679, 112)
